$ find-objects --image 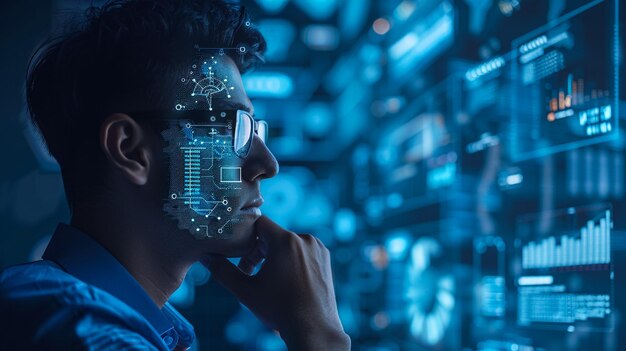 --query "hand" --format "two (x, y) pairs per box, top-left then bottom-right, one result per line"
(202, 215), (350, 351)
